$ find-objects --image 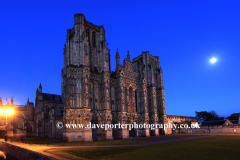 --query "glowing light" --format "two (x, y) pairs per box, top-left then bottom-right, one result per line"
(0, 109), (4, 114)
(0, 151), (6, 159)
(210, 58), (217, 63)
(6, 108), (13, 115)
